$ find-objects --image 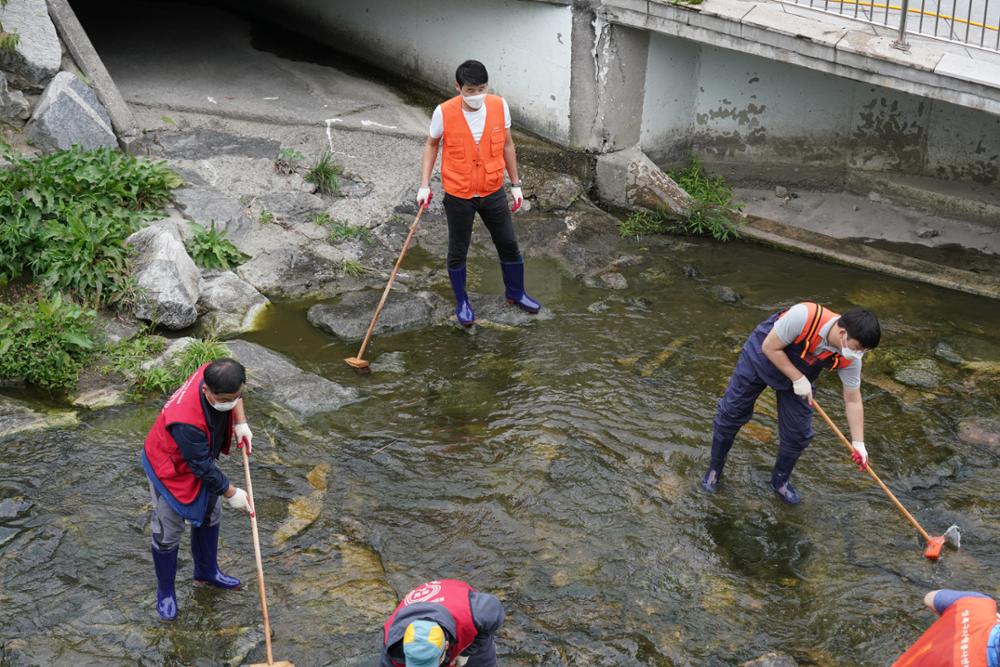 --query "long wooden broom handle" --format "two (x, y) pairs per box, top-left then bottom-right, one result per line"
(242, 447), (275, 666)
(812, 399), (932, 543)
(353, 204), (427, 362)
